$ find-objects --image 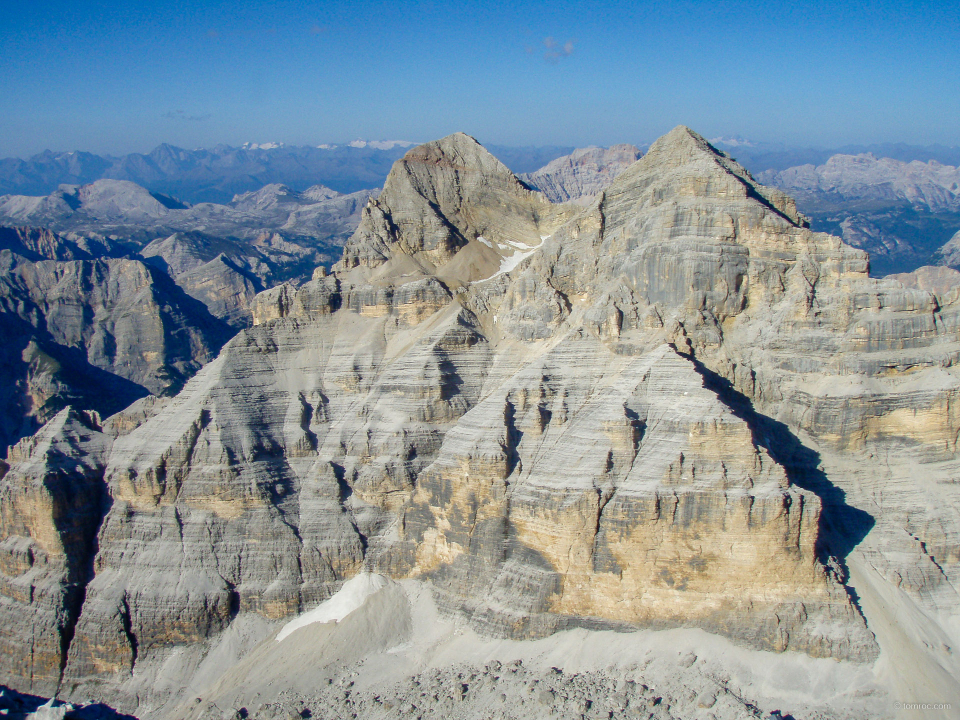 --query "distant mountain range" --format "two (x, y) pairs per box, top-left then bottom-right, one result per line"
(710, 138), (960, 175)
(0, 142), (577, 205)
